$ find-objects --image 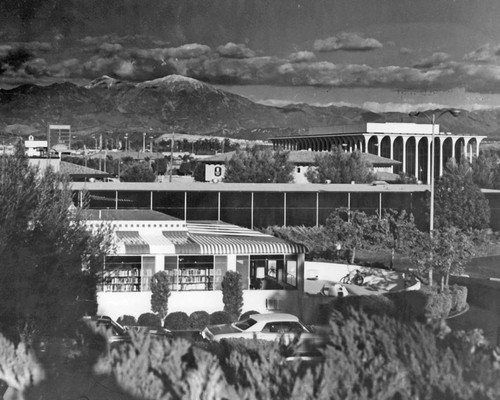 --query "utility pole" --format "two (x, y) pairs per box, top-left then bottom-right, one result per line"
(143, 132), (146, 152)
(169, 132), (174, 182)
